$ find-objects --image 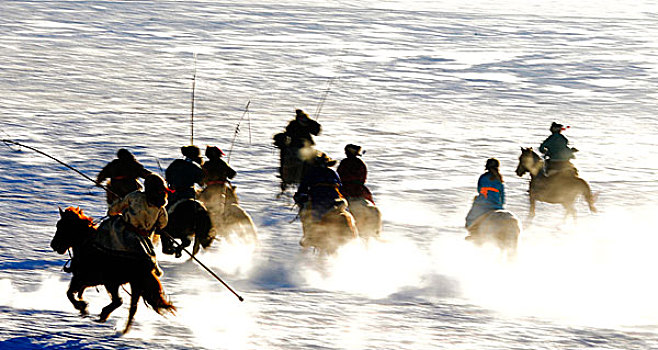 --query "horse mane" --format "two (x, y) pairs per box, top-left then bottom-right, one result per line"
(64, 207), (95, 227)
